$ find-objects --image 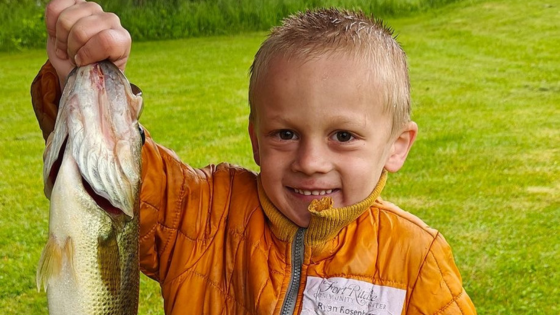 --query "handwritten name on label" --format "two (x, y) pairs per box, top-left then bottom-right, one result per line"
(301, 277), (406, 315)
